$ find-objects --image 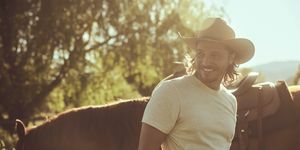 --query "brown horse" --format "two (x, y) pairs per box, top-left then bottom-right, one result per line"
(16, 98), (149, 150)
(15, 84), (300, 150)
